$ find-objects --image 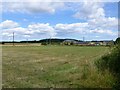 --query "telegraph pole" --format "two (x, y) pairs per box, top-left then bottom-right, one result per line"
(83, 36), (85, 42)
(46, 38), (48, 45)
(13, 32), (14, 46)
(27, 39), (28, 44)
(50, 36), (51, 45)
